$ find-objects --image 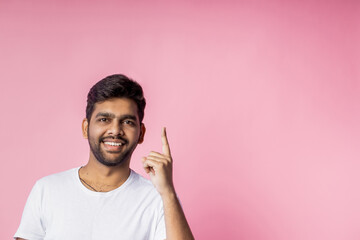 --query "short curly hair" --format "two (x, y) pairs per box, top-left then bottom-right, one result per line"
(86, 74), (146, 123)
